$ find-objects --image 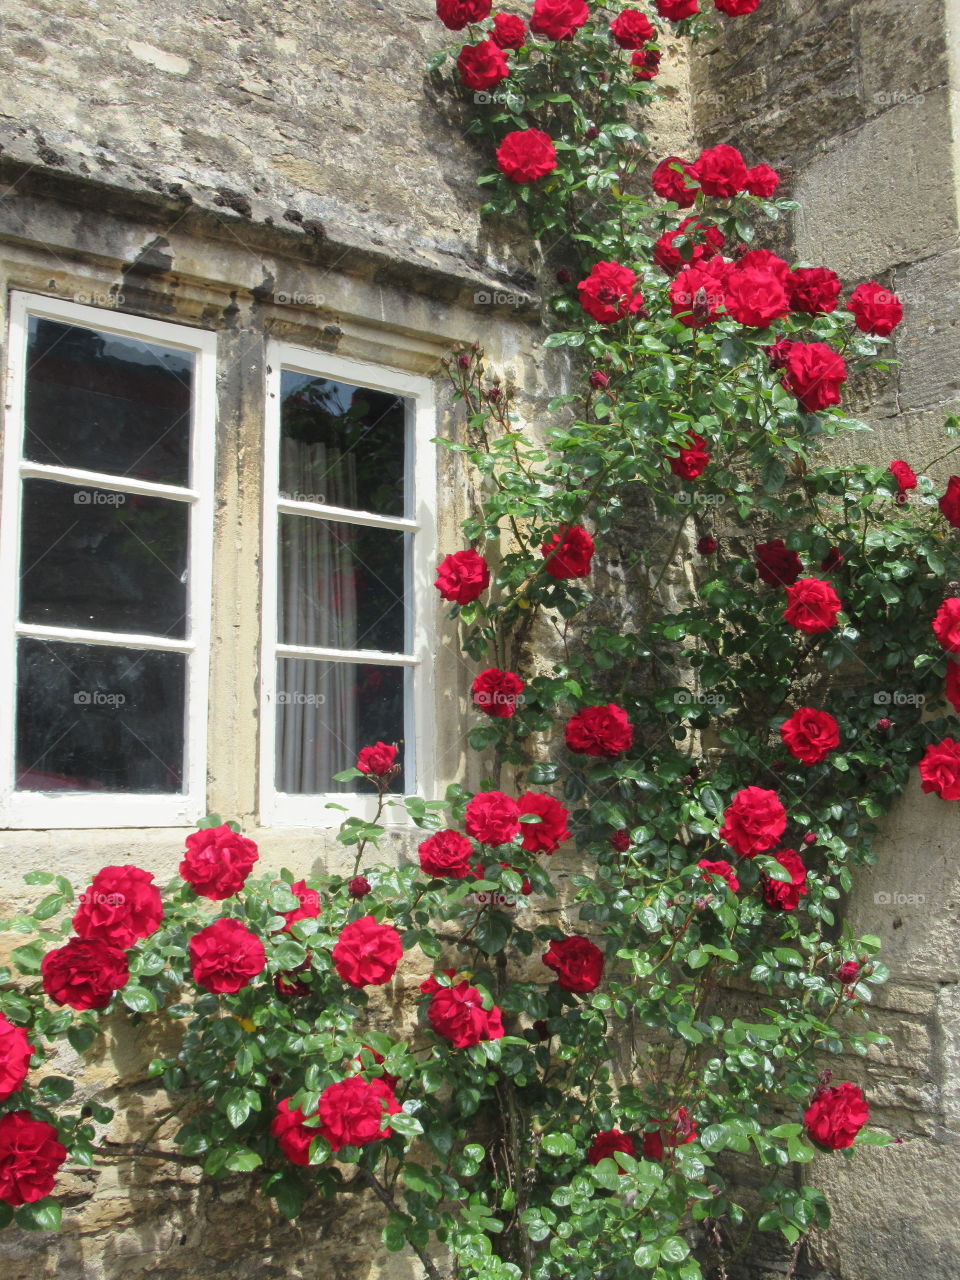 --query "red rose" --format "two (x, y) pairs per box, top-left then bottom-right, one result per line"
(0, 1111), (67, 1206)
(472, 668), (525, 718)
(0, 1015), (33, 1101)
(947, 662), (960, 712)
(589, 370), (610, 390)
(656, 0), (699, 16)
(714, 0), (760, 13)
(180, 823), (259, 901)
(668, 432), (710, 480)
(765, 337), (794, 370)
(436, 0), (492, 29)
(465, 791), (521, 845)
(318, 1076), (400, 1152)
(643, 1108), (697, 1160)
(719, 786), (786, 857)
(610, 829), (632, 852)
(530, 0), (589, 41)
(271, 1097), (319, 1165)
(428, 982), (505, 1047)
(610, 9), (654, 47)
(541, 524), (595, 578)
(435, 549), (490, 604)
(919, 738), (960, 801)
(837, 961), (861, 985)
(72, 864), (163, 948)
(737, 249), (790, 281)
(565, 704), (633, 757)
(754, 539), (802, 587)
(724, 264), (790, 328)
(279, 879), (321, 932)
(542, 935), (604, 992)
(189, 918), (266, 994)
(651, 156), (699, 207)
(631, 48), (661, 79)
(933, 598), (960, 653)
(578, 262), (644, 324)
(457, 39), (509, 91)
(517, 792), (570, 854)
(419, 829), (474, 879)
(420, 969), (458, 996)
(803, 1082), (869, 1150)
(889, 459), (918, 502)
(848, 282), (903, 336)
(653, 217), (724, 274)
(41, 936), (129, 1010)
(698, 859), (739, 892)
(349, 875), (372, 899)
(587, 1128), (635, 1165)
(786, 266), (841, 315)
(938, 476), (960, 528)
(744, 163), (779, 196)
(780, 708), (840, 765)
(274, 965), (311, 998)
(333, 916), (403, 987)
(357, 741), (397, 775)
(820, 546), (843, 573)
(496, 129), (558, 183)
(491, 13), (527, 47)
(781, 342), (847, 412)
(691, 144), (748, 197)
(669, 258), (729, 326)
(761, 848), (808, 911)
(783, 577), (842, 634)
(698, 535), (718, 554)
